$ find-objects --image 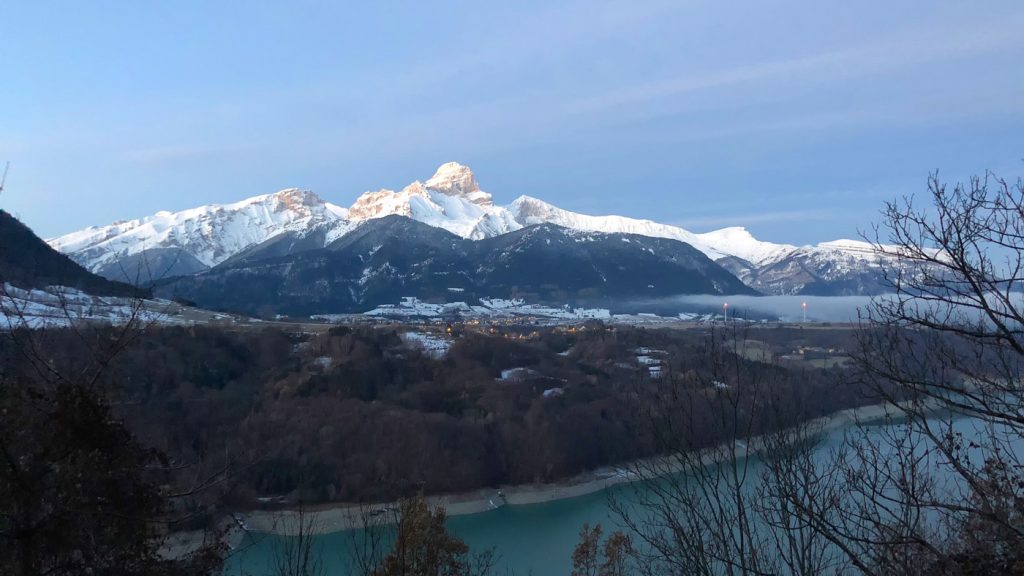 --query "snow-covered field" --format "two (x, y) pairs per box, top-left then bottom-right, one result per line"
(0, 284), (185, 329)
(401, 331), (451, 358)
(365, 296), (612, 322)
(610, 311), (719, 325)
(359, 296), (745, 326)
